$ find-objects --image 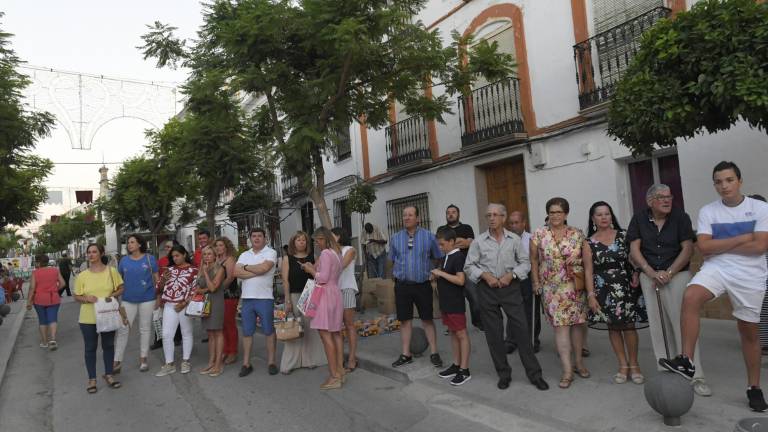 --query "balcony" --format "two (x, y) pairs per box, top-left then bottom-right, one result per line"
(385, 115), (432, 171)
(280, 175), (302, 199)
(458, 77), (526, 148)
(573, 7), (671, 111)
